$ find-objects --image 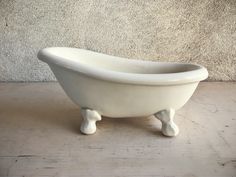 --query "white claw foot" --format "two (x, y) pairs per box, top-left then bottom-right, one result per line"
(80, 109), (102, 135)
(154, 109), (179, 137)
